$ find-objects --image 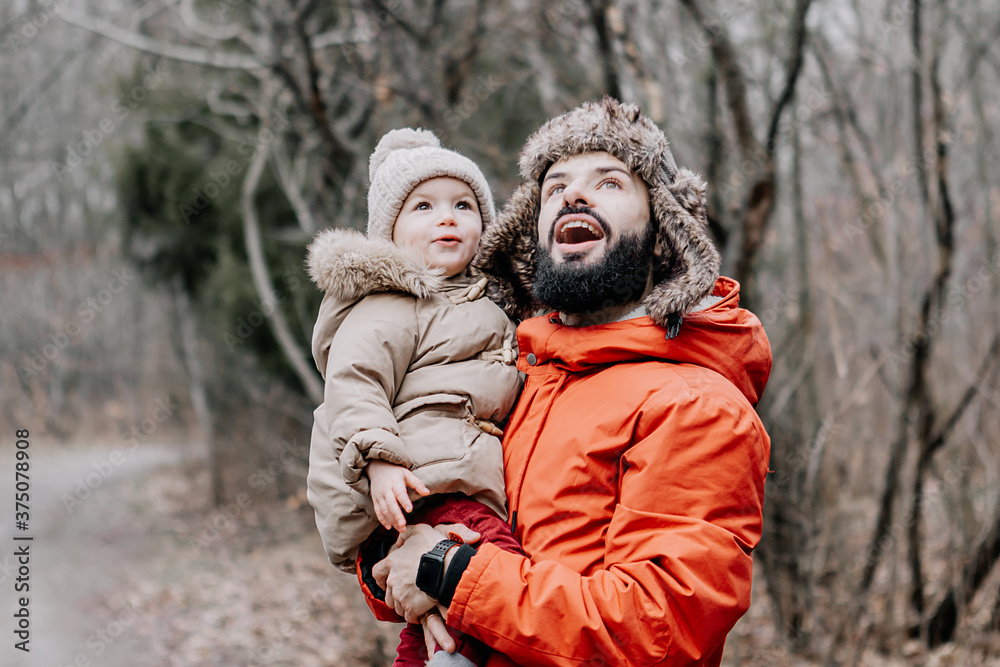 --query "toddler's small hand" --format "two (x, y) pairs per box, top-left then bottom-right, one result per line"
(367, 460), (430, 532)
